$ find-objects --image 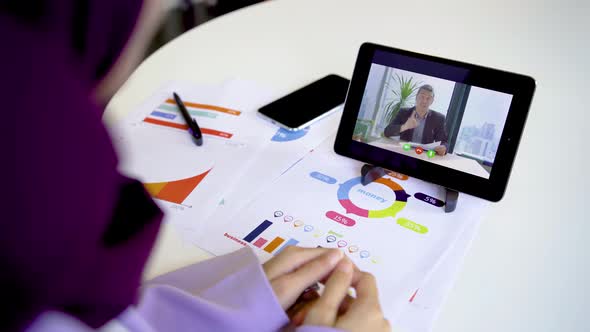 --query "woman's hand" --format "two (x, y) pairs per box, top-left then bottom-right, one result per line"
(263, 246), (354, 310)
(303, 259), (391, 332)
